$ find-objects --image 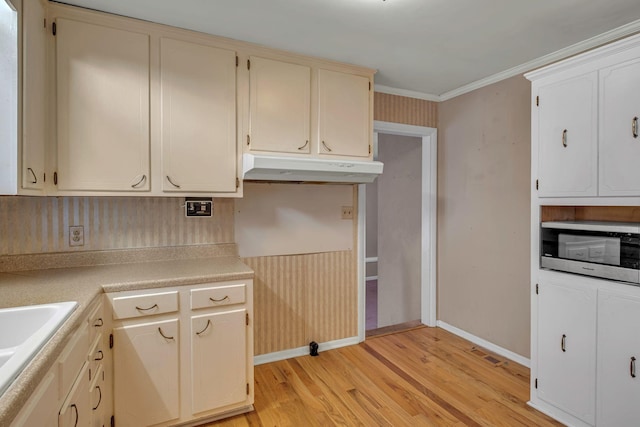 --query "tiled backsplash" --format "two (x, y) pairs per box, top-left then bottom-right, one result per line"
(0, 196), (234, 256)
